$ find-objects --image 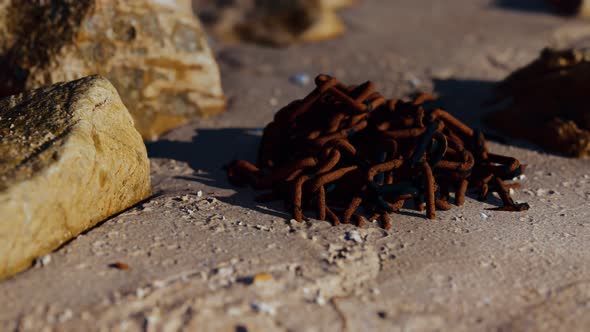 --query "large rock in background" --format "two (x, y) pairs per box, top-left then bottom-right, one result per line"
(486, 48), (590, 158)
(0, 76), (151, 280)
(0, 0), (225, 140)
(195, 0), (355, 46)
